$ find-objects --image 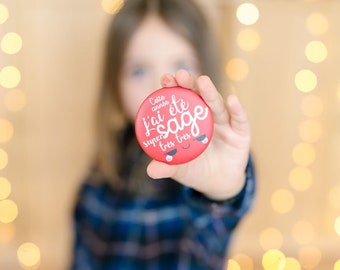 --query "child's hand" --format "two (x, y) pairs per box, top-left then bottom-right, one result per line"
(146, 70), (250, 201)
